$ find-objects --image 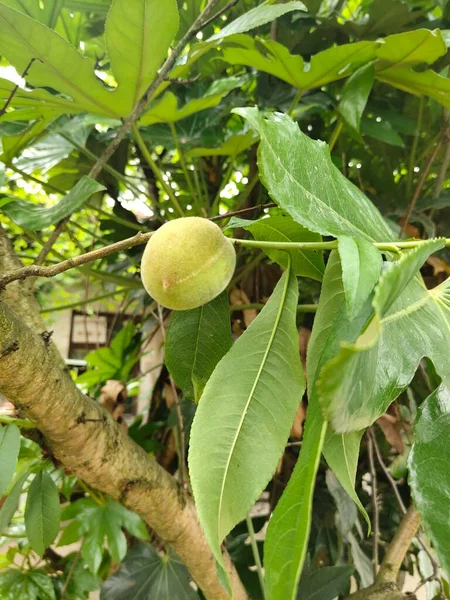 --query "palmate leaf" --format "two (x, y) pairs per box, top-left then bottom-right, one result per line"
(1, 176), (105, 230)
(0, 569), (56, 600)
(189, 264), (305, 568)
(409, 385), (450, 577)
(101, 543), (199, 600)
(165, 292), (232, 403)
(0, 3), (120, 118)
(319, 239), (448, 433)
(106, 0), (179, 112)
